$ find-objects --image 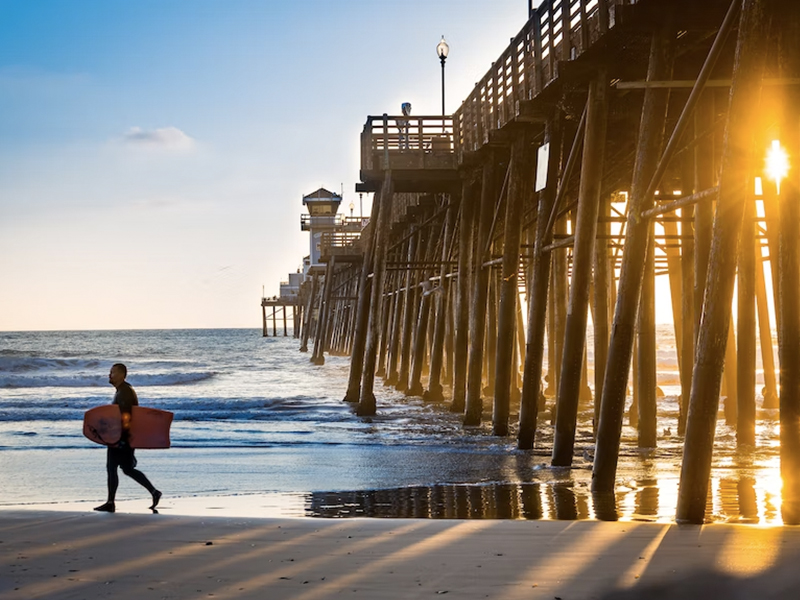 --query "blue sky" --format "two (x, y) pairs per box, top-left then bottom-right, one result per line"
(0, 0), (527, 330)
